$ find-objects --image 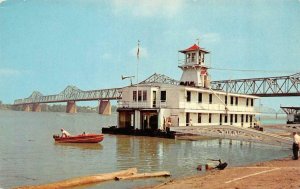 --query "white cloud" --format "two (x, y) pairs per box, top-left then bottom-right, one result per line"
(202, 33), (221, 43)
(0, 68), (21, 76)
(101, 52), (112, 60)
(111, 0), (184, 18)
(0, 0), (5, 4)
(130, 46), (148, 58)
